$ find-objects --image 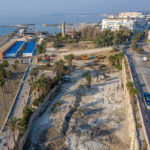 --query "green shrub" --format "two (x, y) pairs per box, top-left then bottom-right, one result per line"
(51, 104), (57, 113)
(129, 87), (138, 96)
(46, 63), (51, 67)
(18, 106), (33, 129)
(56, 100), (62, 106)
(82, 71), (90, 77)
(126, 81), (134, 89)
(78, 84), (83, 88)
(115, 64), (122, 70)
(54, 75), (62, 84)
(33, 97), (44, 107)
(136, 123), (142, 129)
